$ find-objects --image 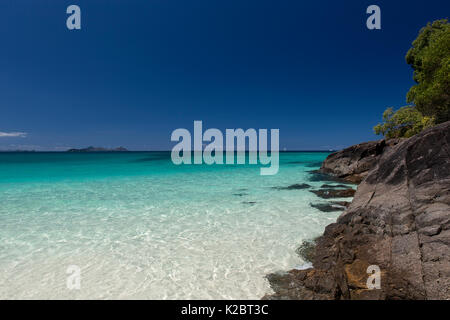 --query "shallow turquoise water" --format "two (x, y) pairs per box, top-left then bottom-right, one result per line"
(0, 152), (350, 299)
